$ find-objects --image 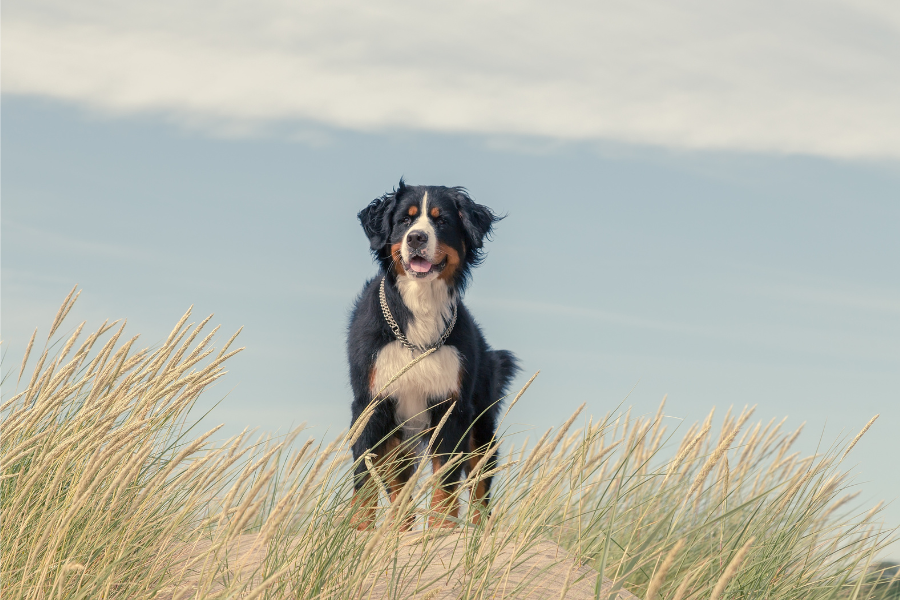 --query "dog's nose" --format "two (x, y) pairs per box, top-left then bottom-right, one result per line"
(407, 230), (428, 249)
